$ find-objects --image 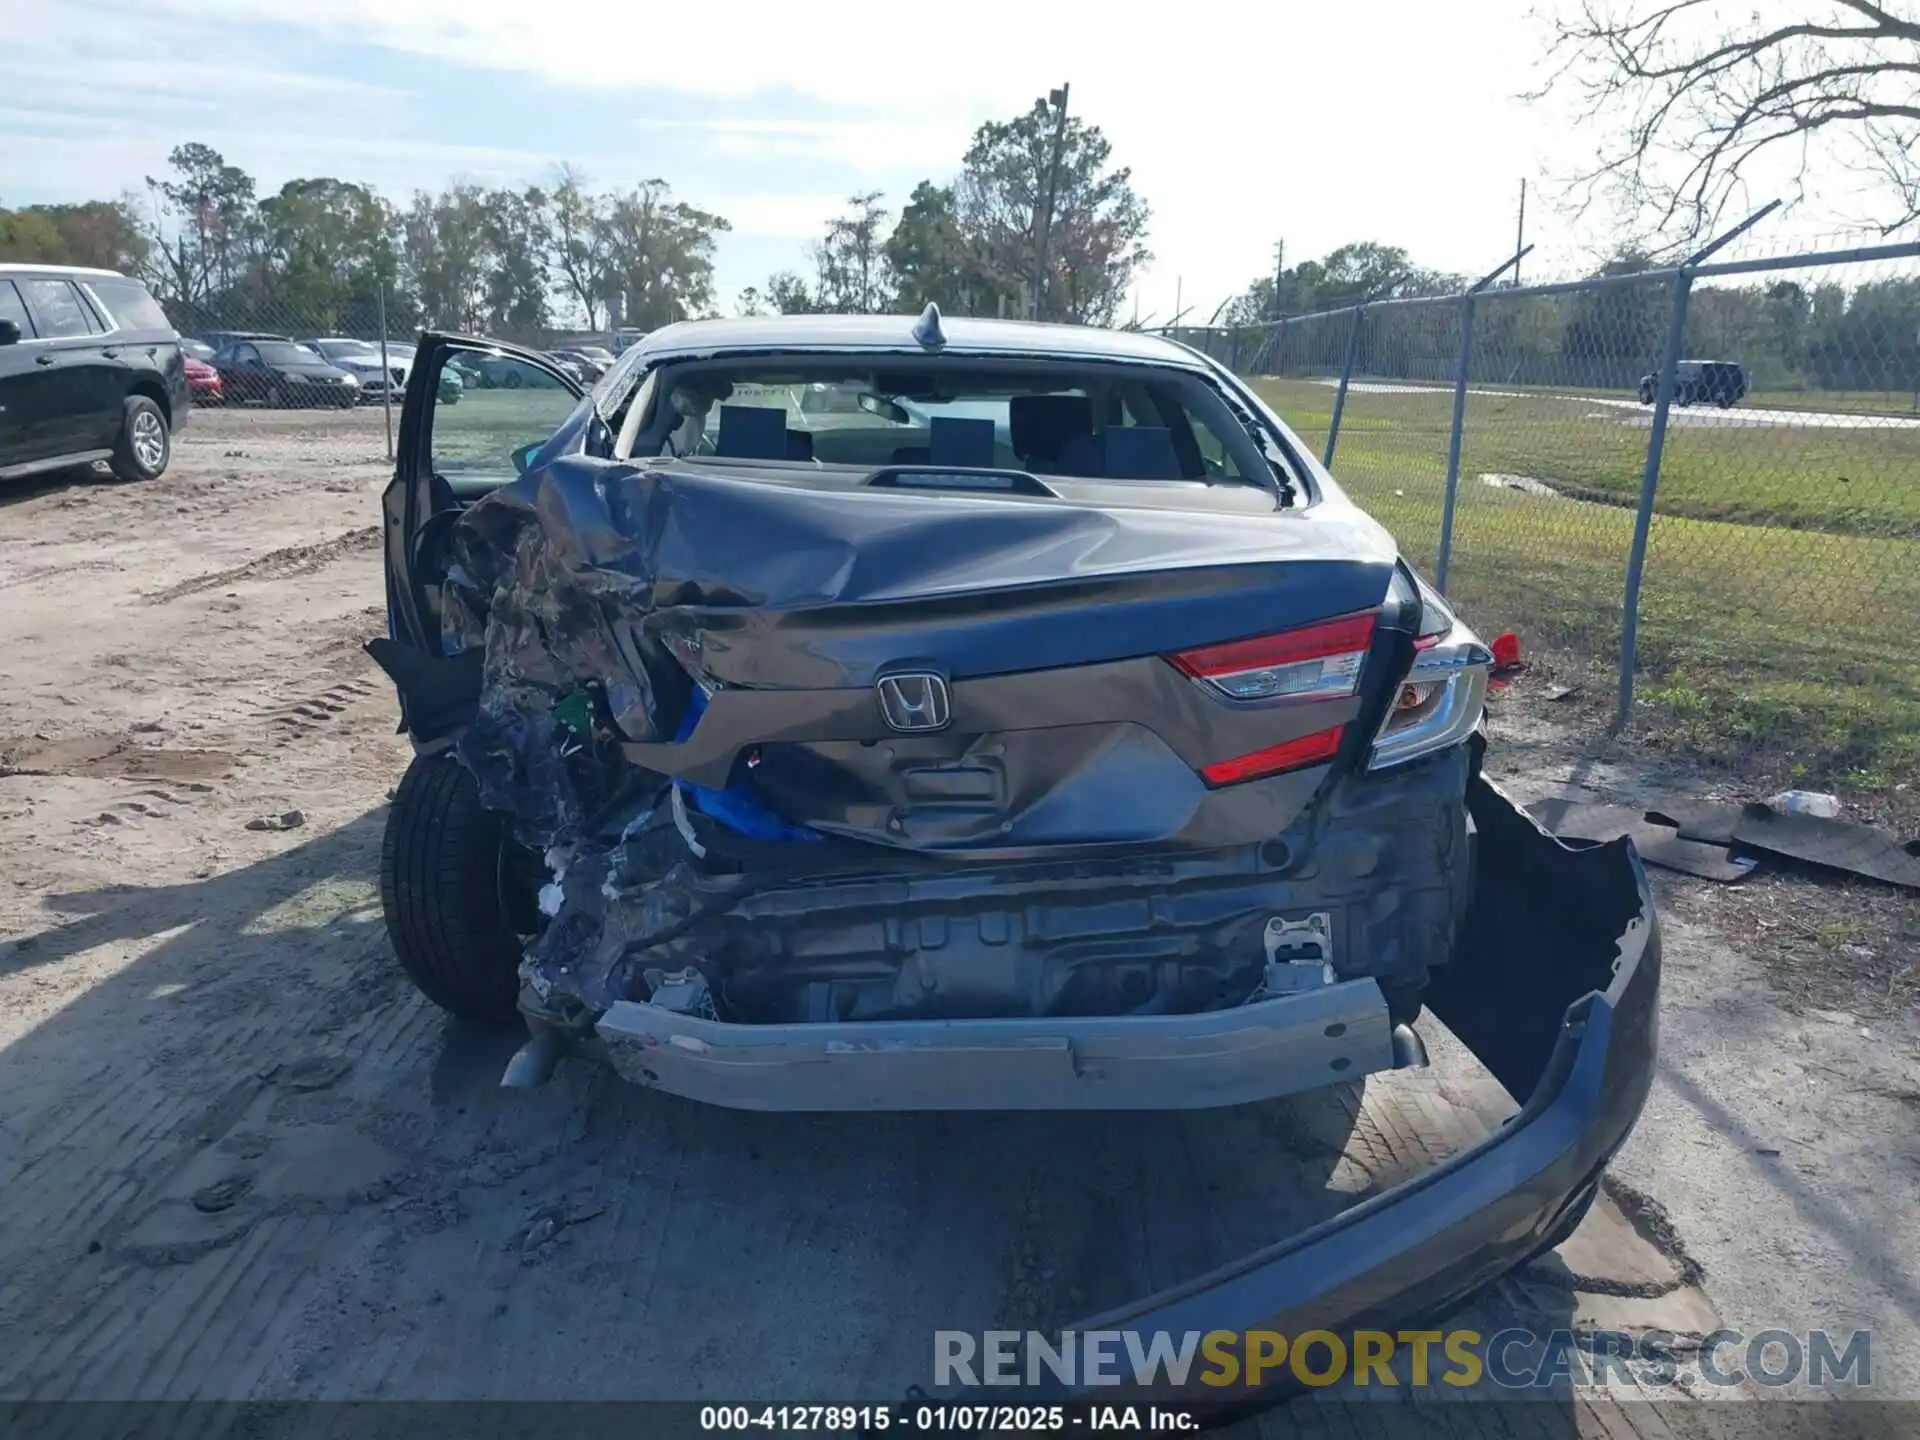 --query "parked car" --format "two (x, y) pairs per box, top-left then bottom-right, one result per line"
(548, 349), (605, 382)
(1639, 359), (1747, 407)
(366, 315), (1659, 1401)
(184, 356), (224, 405)
(180, 338), (217, 363)
(0, 263), (190, 483)
(451, 351), (571, 390)
(197, 329), (292, 351)
(209, 339), (359, 407)
(300, 336), (408, 401)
